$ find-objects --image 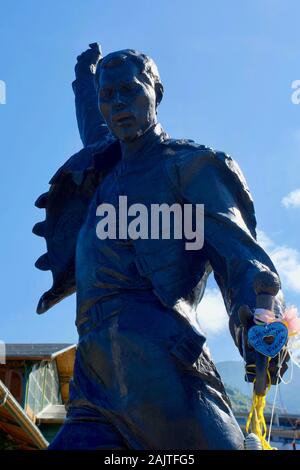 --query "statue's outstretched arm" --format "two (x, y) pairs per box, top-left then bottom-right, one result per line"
(169, 148), (288, 380)
(72, 43), (111, 147)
